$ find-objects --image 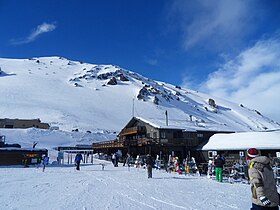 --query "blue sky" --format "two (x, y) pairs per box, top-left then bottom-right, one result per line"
(1, 0), (280, 122)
